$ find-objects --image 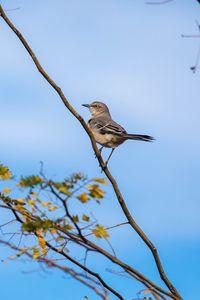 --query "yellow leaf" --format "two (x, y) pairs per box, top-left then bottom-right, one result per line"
(58, 186), (68, 194)
(65, 225), (73, 230)
(32, 248), (40, 259)
(82, 214), (90, 222)
(41, 201), (51, 207)
(48, 206), (57, 211)
(77, 193), (90, 203)
(0, 164), (12, 180)
(28, 199), (35, 206)
(2, 187), (11, 194)
(42, 248), (47, 255)
(87, 184), (105, 199)
(38, 236), (46, 248)
(21, 248), (27, 254)
(72, 215), (79, 223)
(37, 229), (42, 236)
(19, 175), (43, 187)
(17, 198), (25, 205)
(93, 178), (107, 185)
(98, 226), (109, 238)
(92, 228), (101, 238)
(50, 228), (57, 234)
(37, 230), (46, 252)
(92, 225), (109, 239)
(30, 192), (38, 197)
